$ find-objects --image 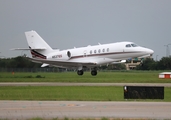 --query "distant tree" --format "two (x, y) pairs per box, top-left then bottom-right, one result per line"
(100, 64), (126, 70)
(112, 64), (126, 70)
(136, 58), (156, 70)
(136, 57), (171, 70)
(158, 57), (171, 70)
(0, 56), (40, 68)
